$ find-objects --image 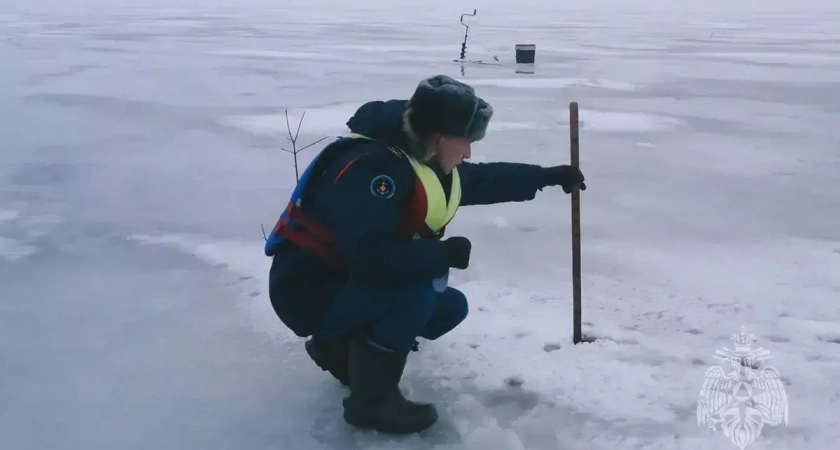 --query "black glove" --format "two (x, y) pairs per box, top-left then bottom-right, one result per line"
(443, 236), (471, 269)
(543, 165), (586, 194)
